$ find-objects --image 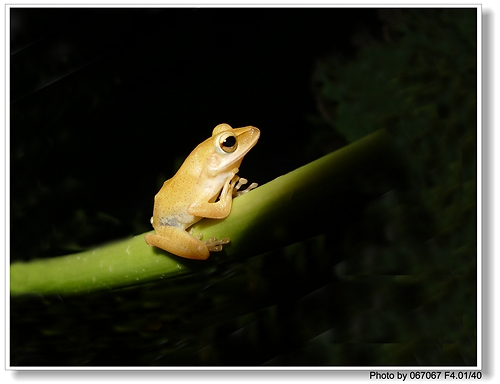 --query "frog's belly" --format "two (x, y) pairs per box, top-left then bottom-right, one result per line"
(158, 211), (199, 230)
